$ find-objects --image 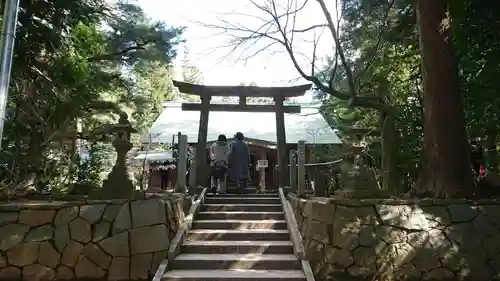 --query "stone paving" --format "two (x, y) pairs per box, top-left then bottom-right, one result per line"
(0, 194), (190, 281)
(289, 195), (500, 281)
